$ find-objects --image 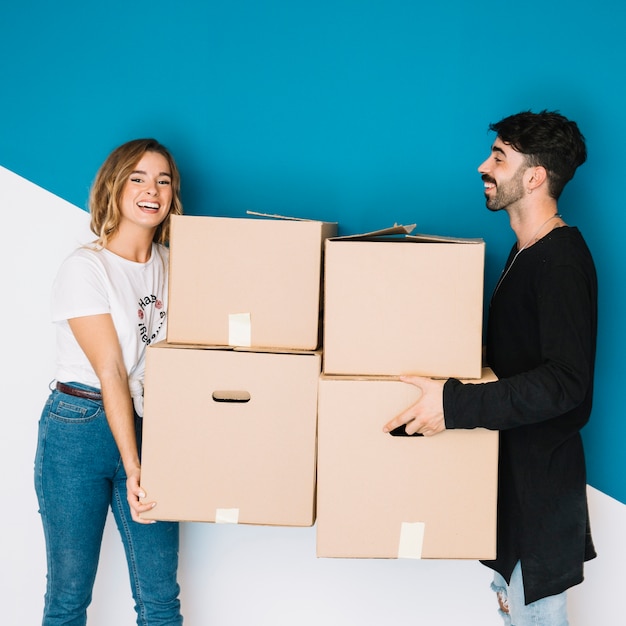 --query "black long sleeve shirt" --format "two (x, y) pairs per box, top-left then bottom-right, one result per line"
(443, 226), (597, 605)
